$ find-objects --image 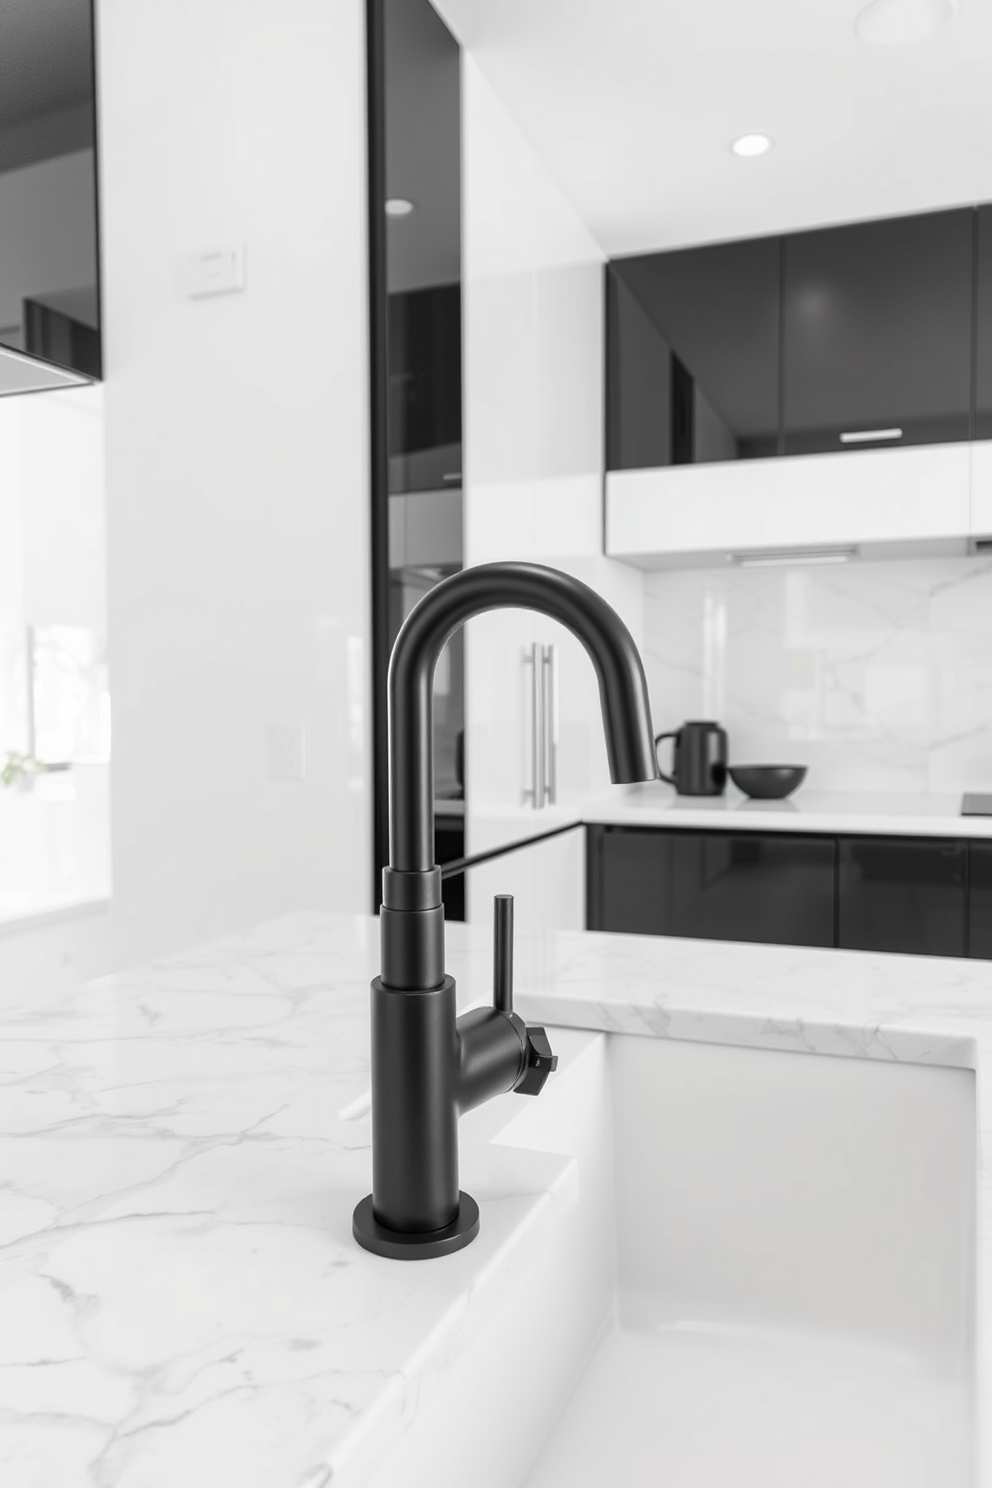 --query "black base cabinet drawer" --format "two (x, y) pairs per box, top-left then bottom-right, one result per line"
(969, 843), (992, 959)
(589, 827), (835, 948)
(838, 838), (966, 958)
(588, 826), (984, 959)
